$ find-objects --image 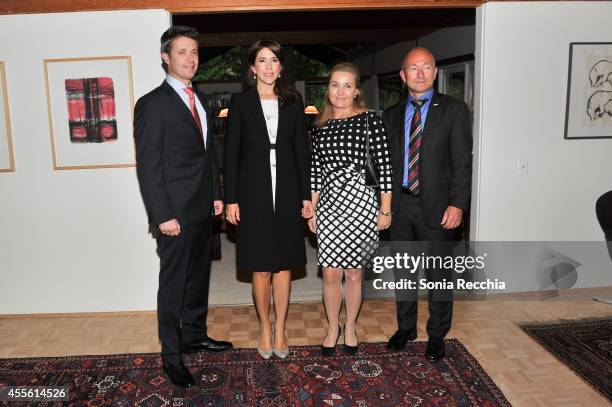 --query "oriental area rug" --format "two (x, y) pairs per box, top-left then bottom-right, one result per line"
(520, 317), (612, 402)
(0, 340), (511, 406)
